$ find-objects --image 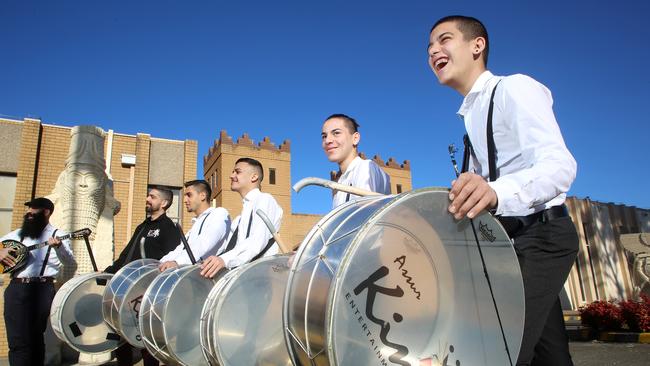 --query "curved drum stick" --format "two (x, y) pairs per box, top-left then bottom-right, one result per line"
(292, 177), (381, 197)
(256, 209), (293, 253)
